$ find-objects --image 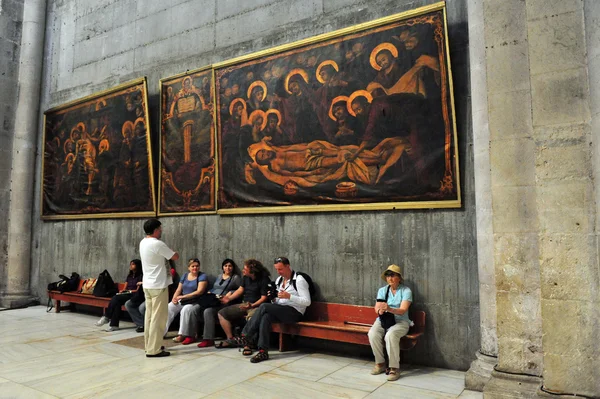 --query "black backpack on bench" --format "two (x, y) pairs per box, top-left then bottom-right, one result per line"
(47, 272), (80, 293)
(93, 269), (117, 297)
